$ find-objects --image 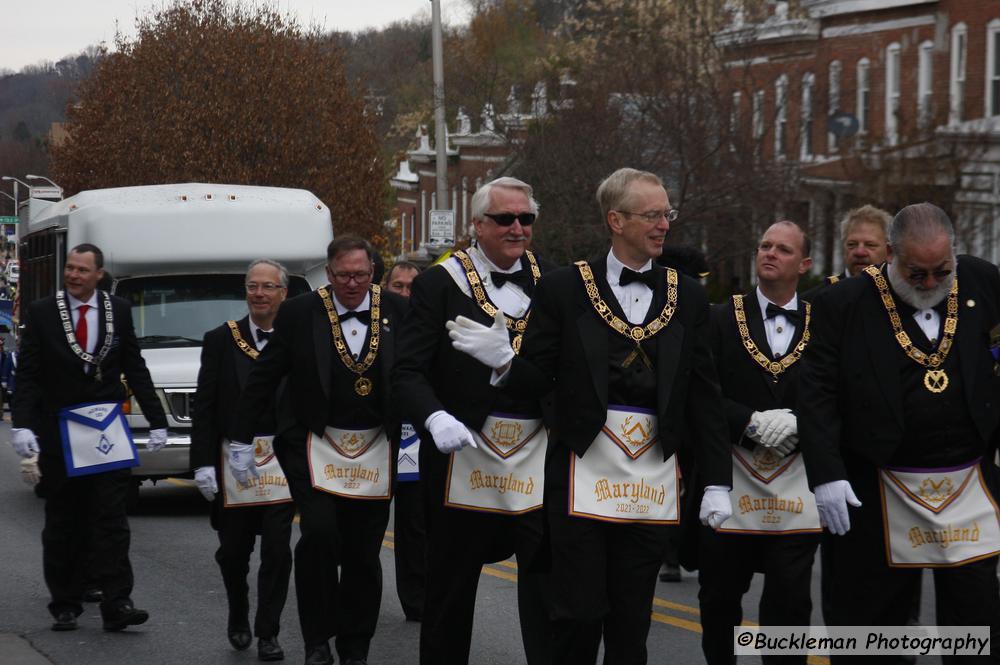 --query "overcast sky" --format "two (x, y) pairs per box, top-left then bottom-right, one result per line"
(0, 0), (472, 72)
